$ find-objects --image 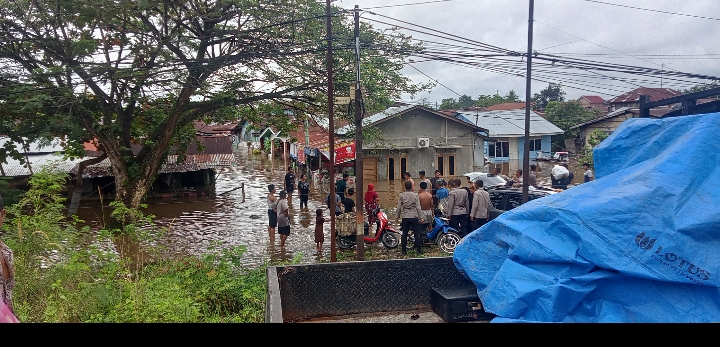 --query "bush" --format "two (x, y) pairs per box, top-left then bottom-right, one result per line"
(2, 165), (267, 323)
